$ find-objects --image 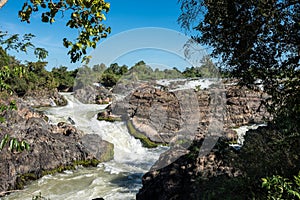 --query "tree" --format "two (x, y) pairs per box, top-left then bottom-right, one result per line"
(178, 0), (300, 128)
(52, 66), (77, 91)
(178, 1), (300, 198)
(0, 31), (48, 61)
(262, 171), (300, 200)
(0, 0), (8, 9)
(1, 0), (111, 63)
